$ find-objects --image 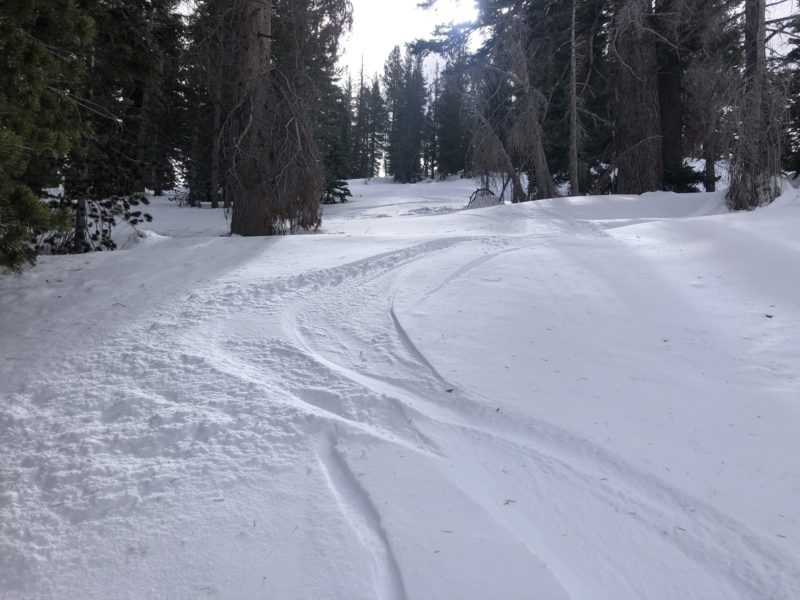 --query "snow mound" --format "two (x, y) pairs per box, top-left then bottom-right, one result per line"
(538, 190), (727, 224)
(466, 188), (501, 209)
